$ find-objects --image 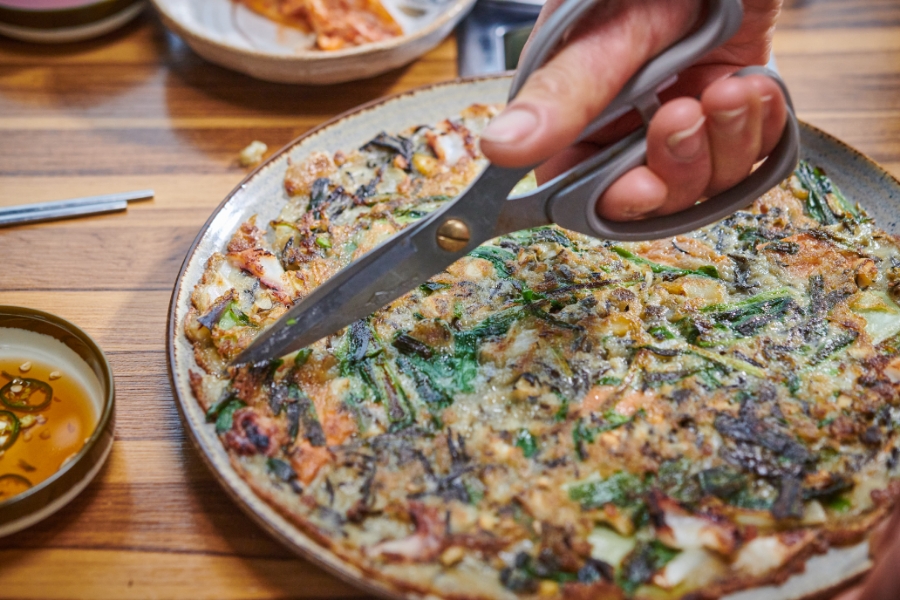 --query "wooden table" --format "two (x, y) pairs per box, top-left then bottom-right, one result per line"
(0, 1), (898, 597)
